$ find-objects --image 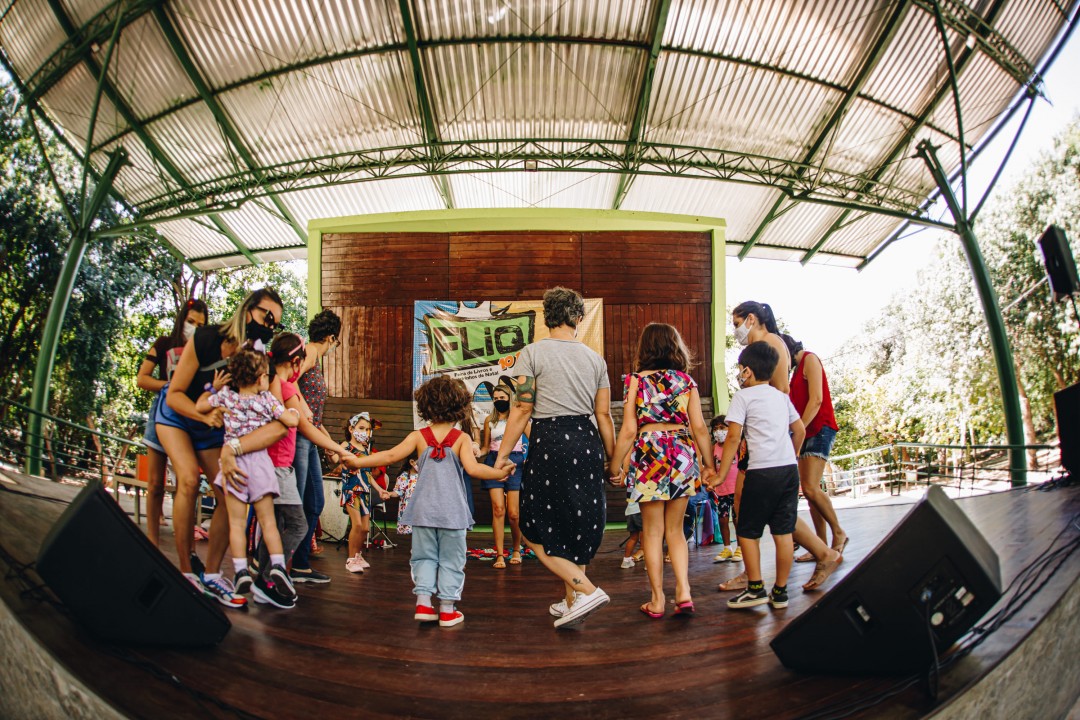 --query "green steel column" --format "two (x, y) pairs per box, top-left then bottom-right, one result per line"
(26, 149), (128, 476)
(917, 141), (1026, 485)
